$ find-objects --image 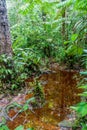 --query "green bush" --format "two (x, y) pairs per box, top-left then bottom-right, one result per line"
(71, 71), (87, 130)
(0, 49), (42, 92)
